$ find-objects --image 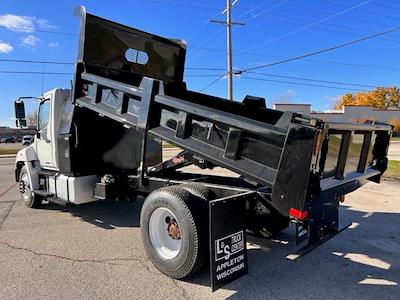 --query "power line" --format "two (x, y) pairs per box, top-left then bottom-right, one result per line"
(241, 76), (370, 92)
(0, 58), (74, 65)
(199, 26), (400, 91)
(0, 26), (76, 36)
(4, 53), (397, 72)
(199, 74), (226, 92)
(0, 71), (73, 75)
(320, 0), (400, 21)
(199, 0), (389, 82)
(0, 65), (384, 90)
(239, 26), (400, 73)
(2, 50), (397, 85)
(245, 71), (378, 88)
(368, 1), (400, 10)
(254, 12), (400, 43)
(197, 70), (382, 93)
(186, 66), (226, 71)
(185, 74), (225, 77)
(289, 2), (400, 30)
(0, 58), (228, 71)
(188, 46), (400, 71)
(0, 70), (222, 78)
(238, 0), (375, 53)
(247, 0), (289, 20)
